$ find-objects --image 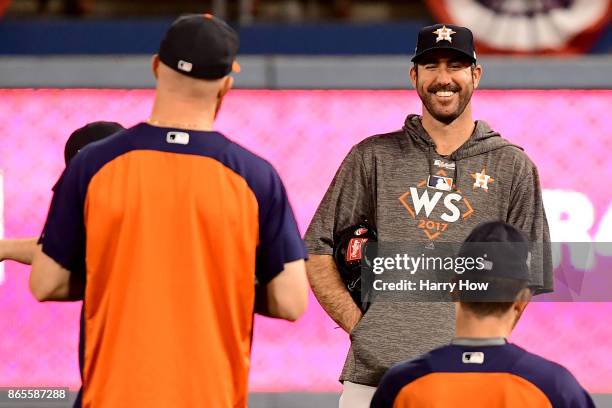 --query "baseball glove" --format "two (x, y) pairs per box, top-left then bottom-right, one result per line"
(333, 221), (377, 312)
